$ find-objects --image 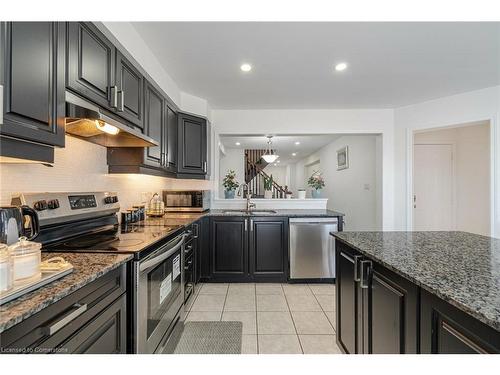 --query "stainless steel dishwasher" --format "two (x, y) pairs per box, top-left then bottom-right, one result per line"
(289, 217), (338, 280)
